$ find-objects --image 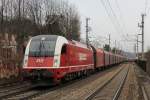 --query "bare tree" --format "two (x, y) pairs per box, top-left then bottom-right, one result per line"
(0, 0), (80, 40)
(44, 0), (80, 40)
(0, 0), (5, 32)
